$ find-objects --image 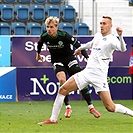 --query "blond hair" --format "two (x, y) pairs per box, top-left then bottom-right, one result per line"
(45, 16), (59, 26)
